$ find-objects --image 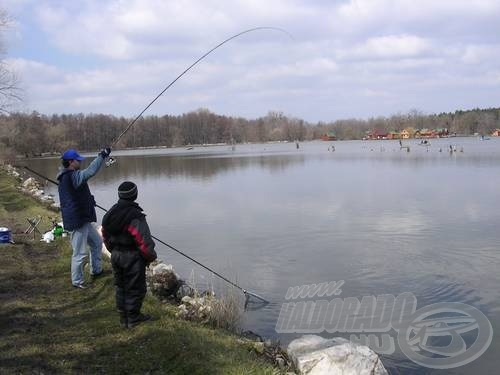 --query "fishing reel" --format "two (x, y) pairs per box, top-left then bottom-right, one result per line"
(105, 157), (116, 167)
